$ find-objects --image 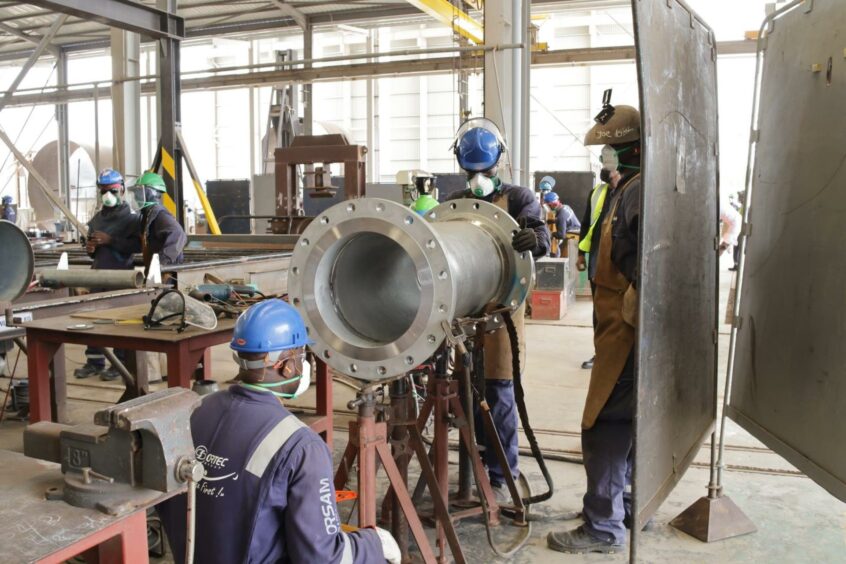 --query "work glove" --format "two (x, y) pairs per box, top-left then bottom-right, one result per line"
(512, 216), (543, 253)
(375, 527), (401, 564)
